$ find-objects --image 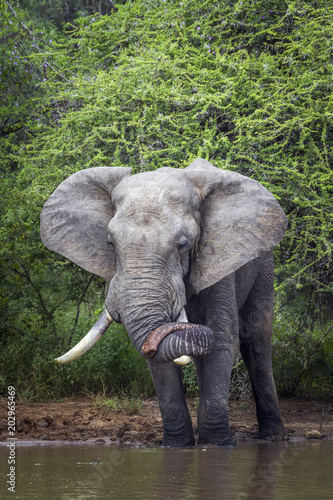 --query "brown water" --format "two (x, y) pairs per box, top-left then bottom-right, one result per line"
(1, 440), (333, 499)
